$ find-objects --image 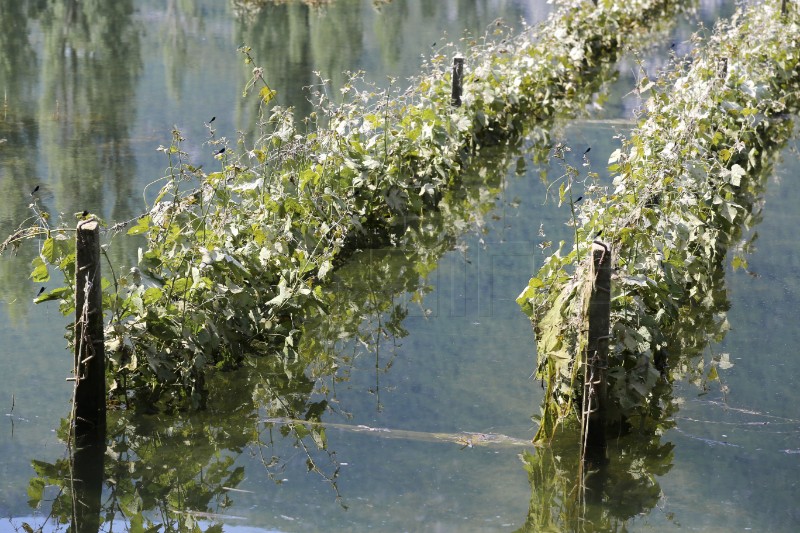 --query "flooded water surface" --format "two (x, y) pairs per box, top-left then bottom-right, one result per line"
(1, 0), (799, 531)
